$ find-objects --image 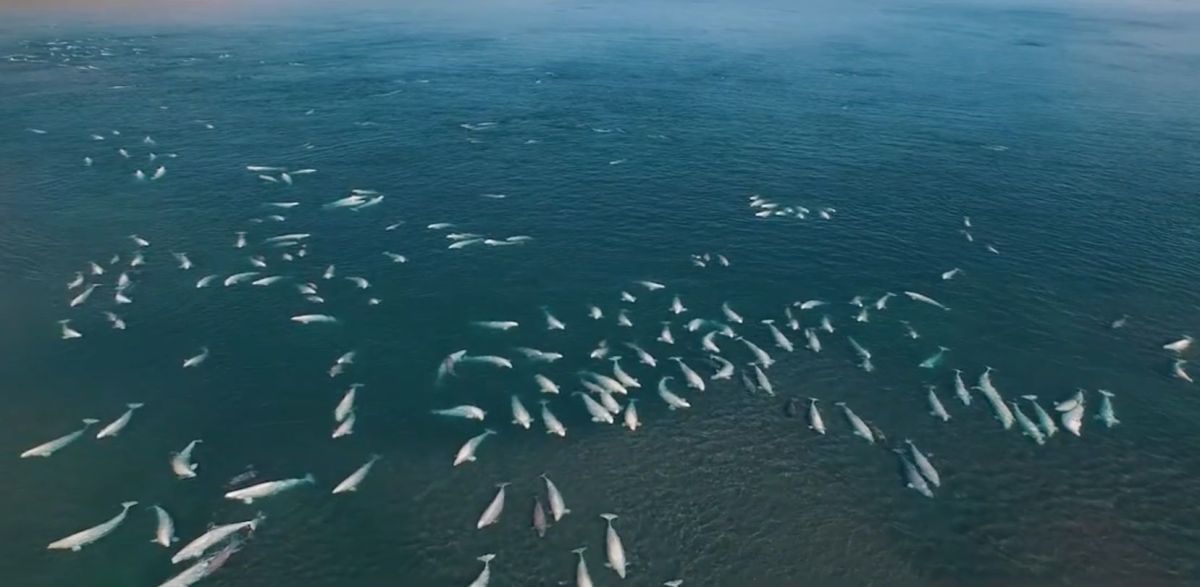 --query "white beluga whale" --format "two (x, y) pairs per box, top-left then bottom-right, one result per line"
(895, 449), (933, 498)
(224, 474), (316, 504)
(335, 384), (360, 423)
(437, 351), (467, 384)
(59, 319), (83, 340)
(710, 355), (734, 379)
(620, 290), (637, 303)
(540, 401), (567, 437)
(941, 268), (962, 280)
(807, 398), (826, 434)
(617, 309), (633, 327)
(104, 311), (127, 330)
(1055, 389), (1084, 412)
(96, 402), (145, 438)
(836, 402), (874, 444)
(171, 517), (260, 564)
(847, 337), (874, 372)
(1164, 336), (1193, 354)
(671, 357), (706, 391)
(854, 307), (870, 323)
(874, 292), (895, 310)
(333, 454), (381, 494)
(345, 276), (370, 289)
(1062, 399), (1085, 437)
(454, 429), (497, 466)
(70, 283), (99, 307)
(721, 301), (744, 324)
(329, 351), (356, 378)
(976, 367), (1014, 429)
(625, 342), (657, 367)
(151, 504), (178, 548)
(600, 513), (627, 578)
(21, 418), (98, 458)
(47, 501), (138, 551)
(1174, 360), (1193, 383)
(511, 396), (533, 429)
(753, 365), (774, 396)
(473, 320), (519, 331)
(182, 347), (209, 368)
(467, 554), (496, 587)
(1021, 395), (1058, 437)
(291, 314), (338, 324)
(739, 337), (774, 367)
(332, 411), (357, 438)
(223, 272), (259, 286)
(623, 399), (640, 431)
(763, 320), (794, 352)
(534, 374), (560, 395)
(1096, 390), (1119, 428)
(588, 305), (603, 320)
(797, 300), (826, 310)
(542, 473), (570, 521)
(657, 377), (691, 410)
(927, 386), (950, 421)
(515, 347), (563, 363)
(904, 291), (950, 311)
(804, 328), (822, 353)
(784, 307), (800, 330)
(906, 440), (940, 487)
(1012, 400), (1046, 445)
(701, 331), (722, 354)
(195, 274), (218, 288)
(576, 392), (615, 424)
(462, 354), (513, 369)
(67, 272), (84, 290)
(543, 308), (566, 330)
(572, 547), (594, 587)
(432, 405), (487, 421)
(919, 346), (949, 369)
(477, 483), (511, 529)
(657, 322), (676, 344)
(821, 315), (834, 333)
(952, 369), (972, 405)
(582, 371), (628, 396)
(901, 320), (919, 339)
(609, 357), (641, 389)
(172, 252), (192, 270)
(637, 280), (666, 291)
(590, 339), (610, 360)
(171, 439), (202, 479)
